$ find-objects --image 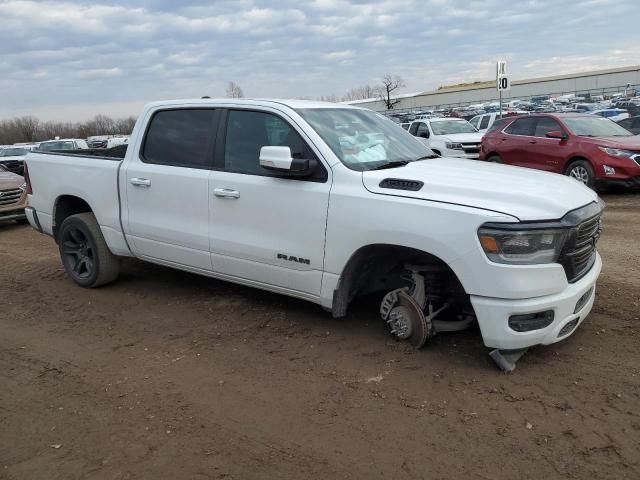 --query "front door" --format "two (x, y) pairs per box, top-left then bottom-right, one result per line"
(124, 108), (217, 271)
(209, 108), (331, 297)
(525, 117), (568, 172)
